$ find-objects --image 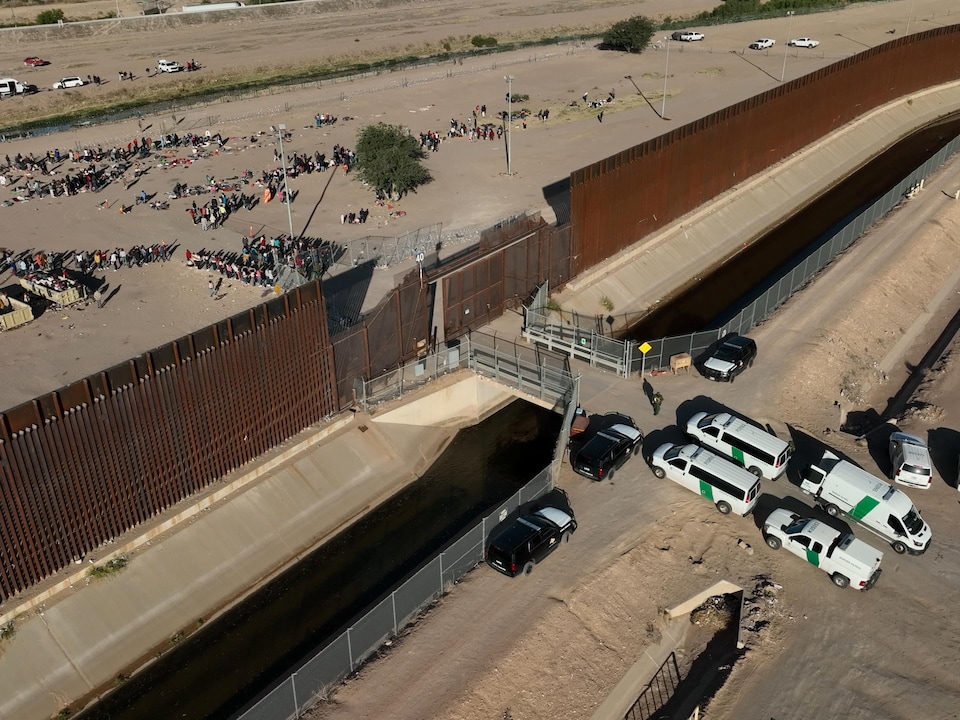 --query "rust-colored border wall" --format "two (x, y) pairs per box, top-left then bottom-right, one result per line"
(438, 216), (571, 339)
(571, 26), (960, 274)
(0, 283), (338, 601)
